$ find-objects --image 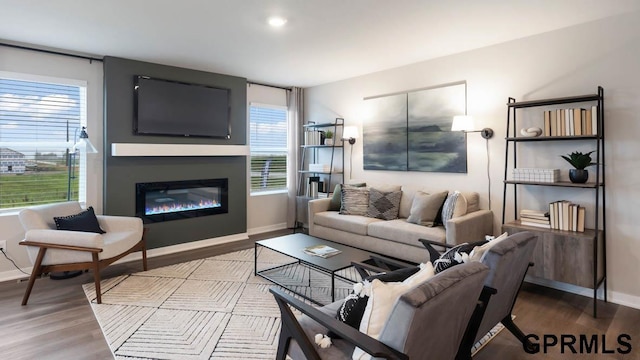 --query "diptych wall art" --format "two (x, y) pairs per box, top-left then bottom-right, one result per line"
(363, 81), (467, 173)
